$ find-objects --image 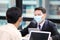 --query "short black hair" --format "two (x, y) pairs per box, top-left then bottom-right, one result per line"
(6, 7), (22, 24)
(34, 7), (46, 13)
